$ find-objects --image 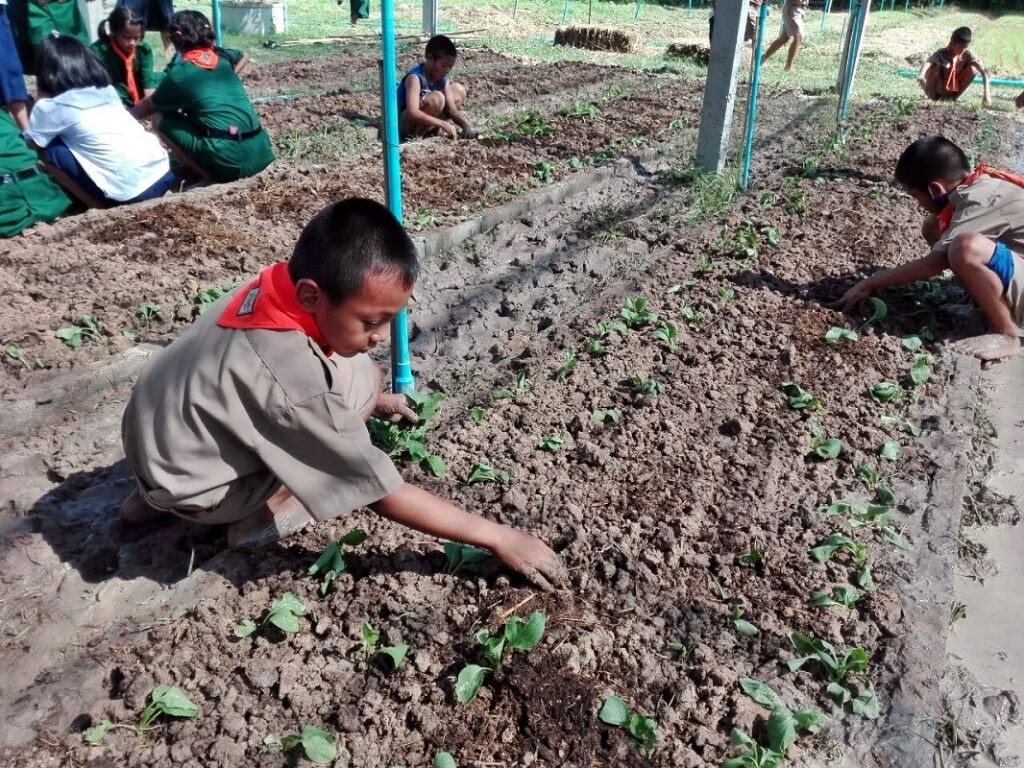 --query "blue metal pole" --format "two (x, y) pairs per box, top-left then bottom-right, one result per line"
(212, 0), (222, 46)
(381, 0), (414, 394)
(839, 0), (865, 123)
(741, 1), (769, 190)
(634, 0), (644, 21)
(562, 0), (570, 24)
(687, 0), (692, 17)
(904, 0), (909, 12)
(820, 0), (833, 33)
